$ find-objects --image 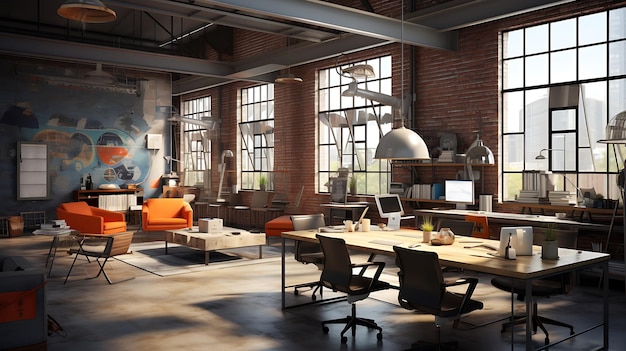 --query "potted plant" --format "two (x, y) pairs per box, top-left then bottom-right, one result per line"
(259, 175), (268, 191)
(420, 216), (434, 243)
(541, 223), (559, 259)
(349, 177), (357, 195)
